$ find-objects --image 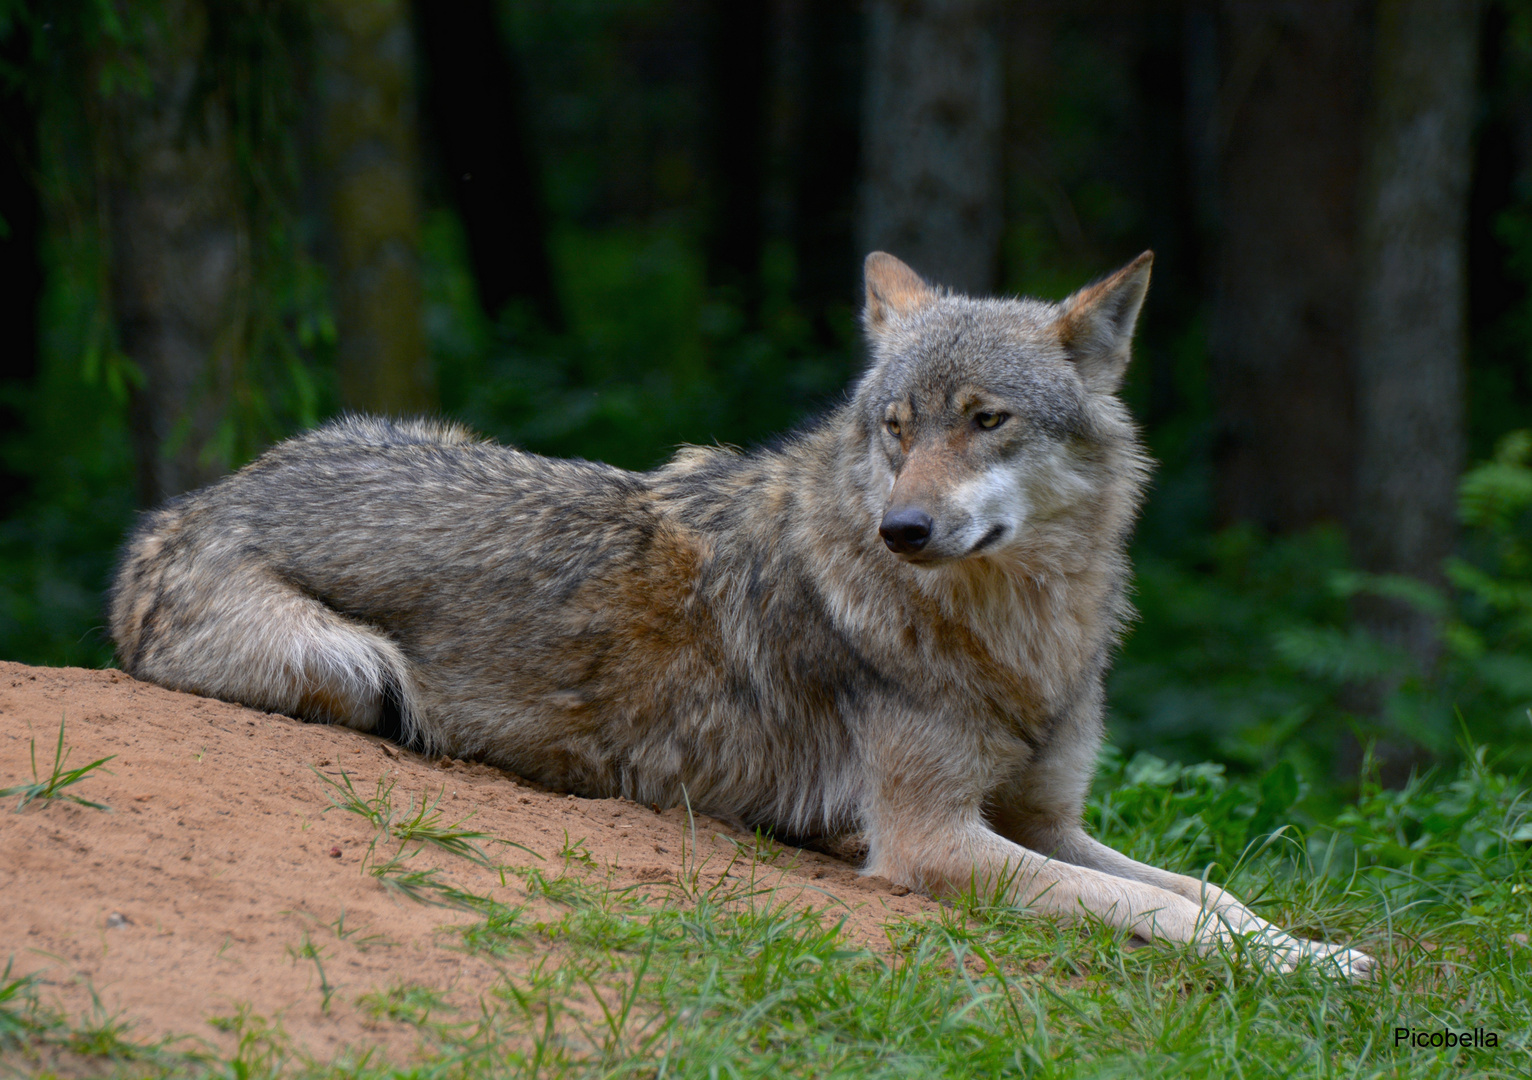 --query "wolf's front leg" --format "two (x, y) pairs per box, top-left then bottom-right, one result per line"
(865, 804), (1231, 949)
(867, 803), (1375, 979)
(1045, 827), (1377, 979)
